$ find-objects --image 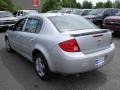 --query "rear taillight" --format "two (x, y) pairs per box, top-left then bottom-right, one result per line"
(59, 39), (80, 52)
